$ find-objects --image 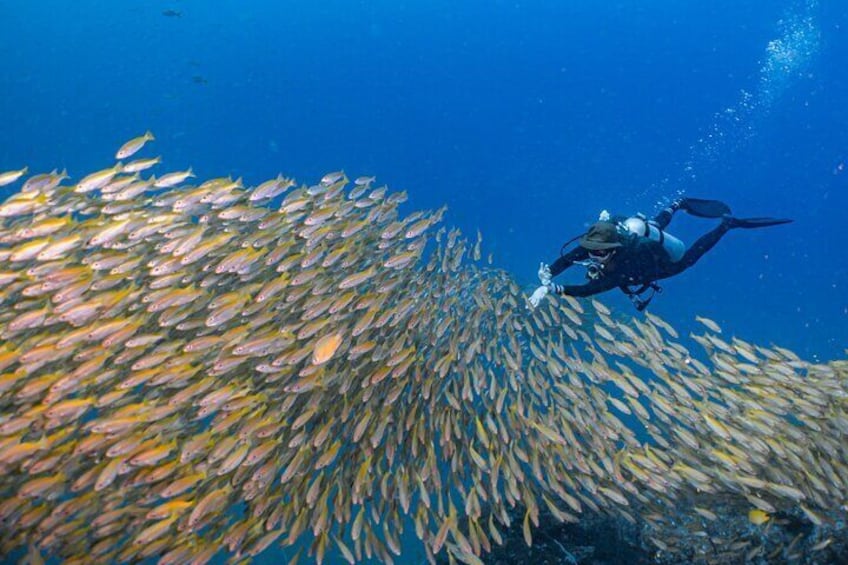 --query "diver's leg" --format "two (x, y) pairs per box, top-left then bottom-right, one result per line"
(651, 199), (683, 230)
(677, 215), (792, 270)
(676, 220), (732, 270)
